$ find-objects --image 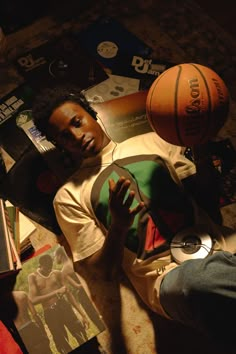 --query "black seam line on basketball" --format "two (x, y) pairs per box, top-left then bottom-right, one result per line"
(190, 63), (212, 143)
(148, 68), (172, 130)
(175, 65), (183, 145)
